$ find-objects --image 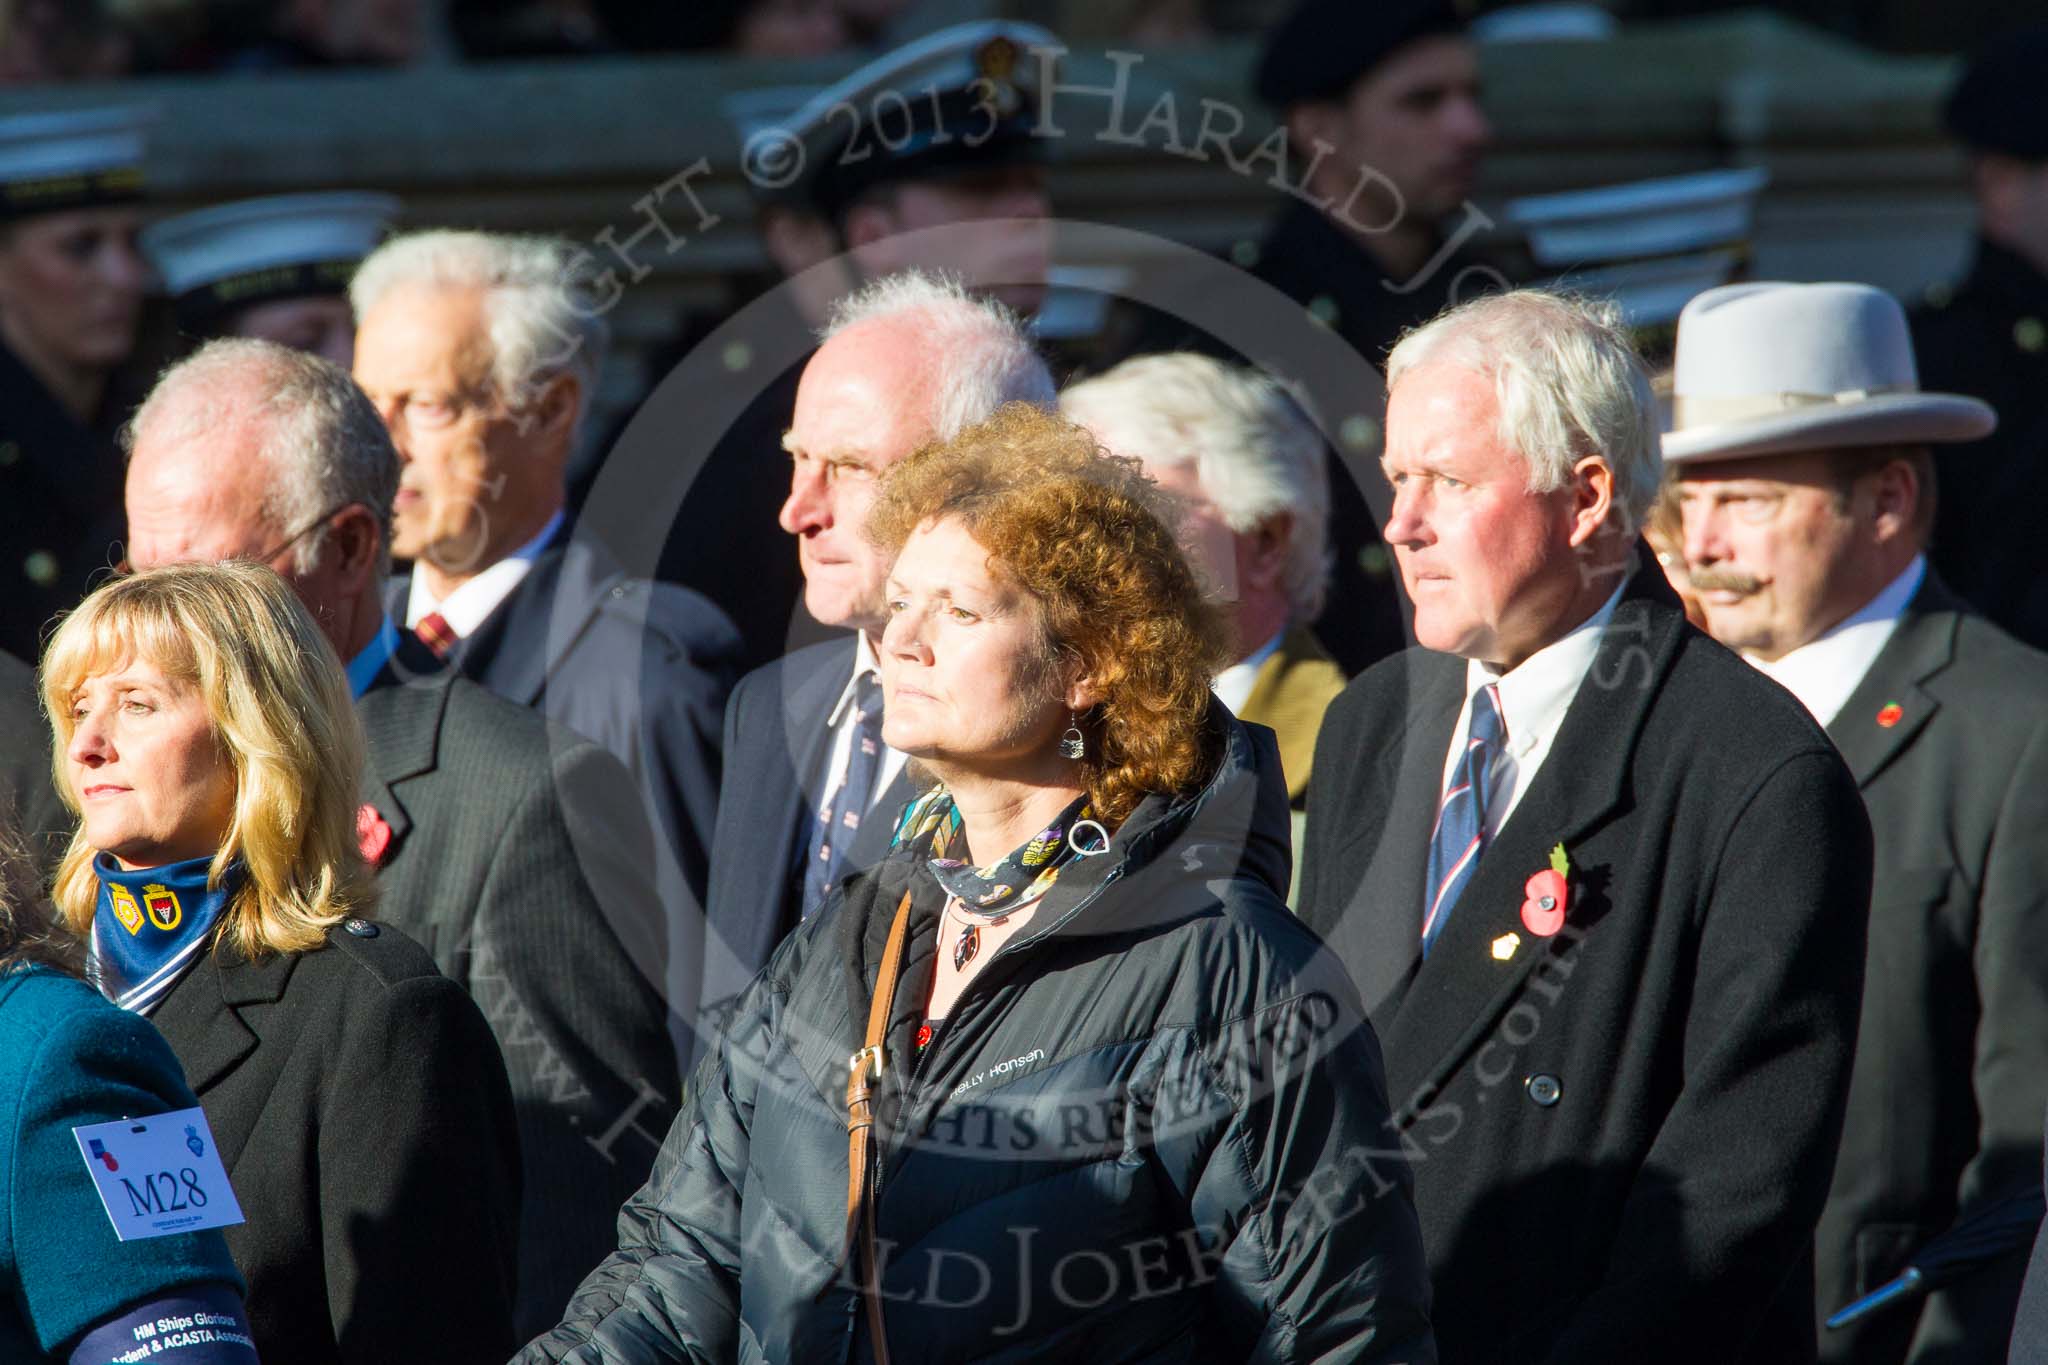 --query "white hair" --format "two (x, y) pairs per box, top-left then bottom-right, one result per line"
(1386, 289), (1661, 530)
(126, 338), (400, 576)
(349, 229), (608, 425)
(821, 270), (1054, 437)
(1061, 352), (1332, 622)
